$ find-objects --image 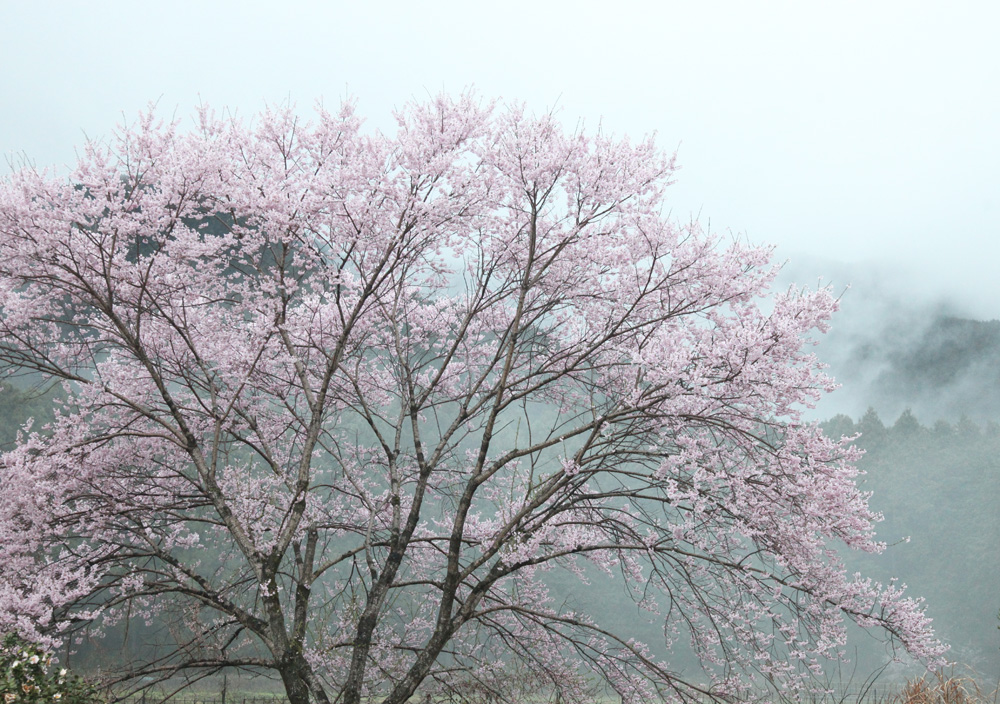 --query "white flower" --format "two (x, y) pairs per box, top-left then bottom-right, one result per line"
(28, 655), (40, 665)
(59, 669), (67, 677)
(53, 694), (62, 701)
